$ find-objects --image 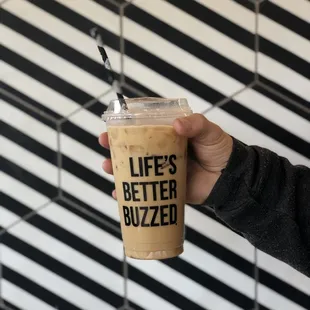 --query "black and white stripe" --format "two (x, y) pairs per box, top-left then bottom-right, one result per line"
(1, 0), (309, 309)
